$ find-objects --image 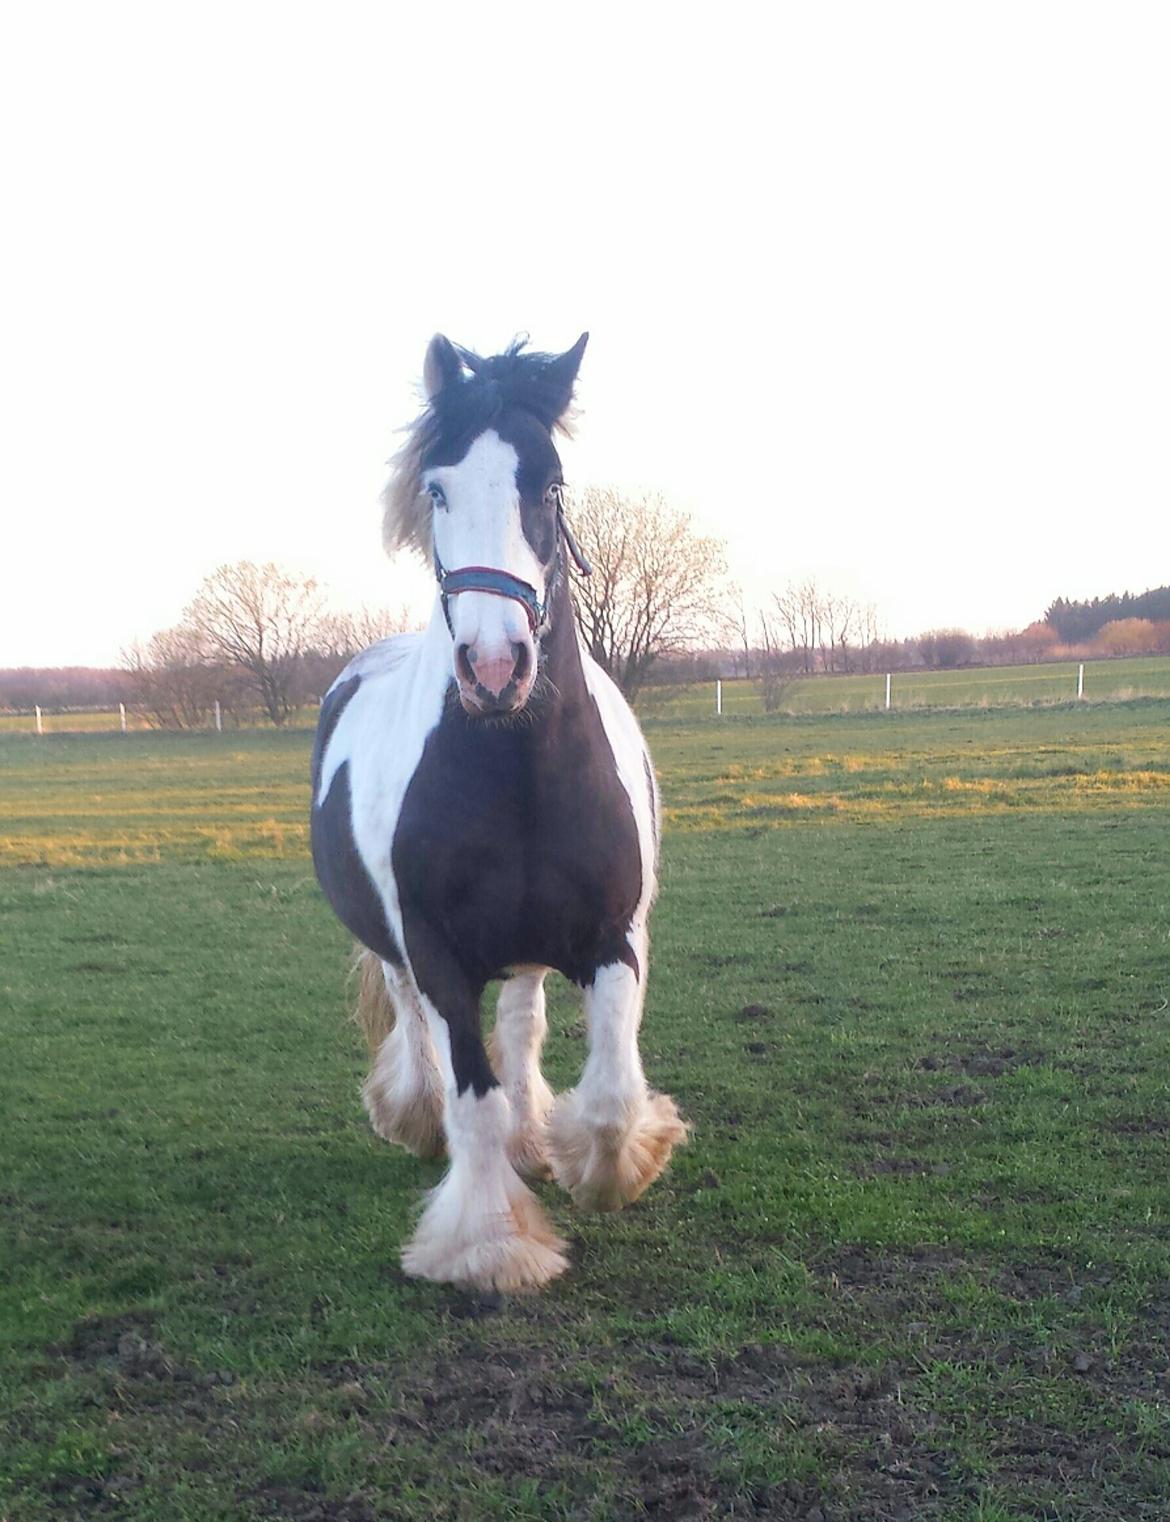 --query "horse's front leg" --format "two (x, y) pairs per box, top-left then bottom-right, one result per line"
(489, 969), (556, 1179)
(548, 930), (687, 1211)
(399, 949), (567, 1292)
